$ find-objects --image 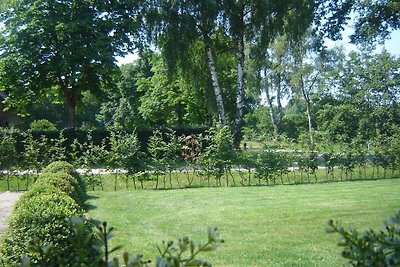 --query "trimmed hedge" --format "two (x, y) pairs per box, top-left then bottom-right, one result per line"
(0, 161), (94, 265)
(35, 172), (84, 206)
(0, 186), (82, 265)
(42, 161), (87, 202)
